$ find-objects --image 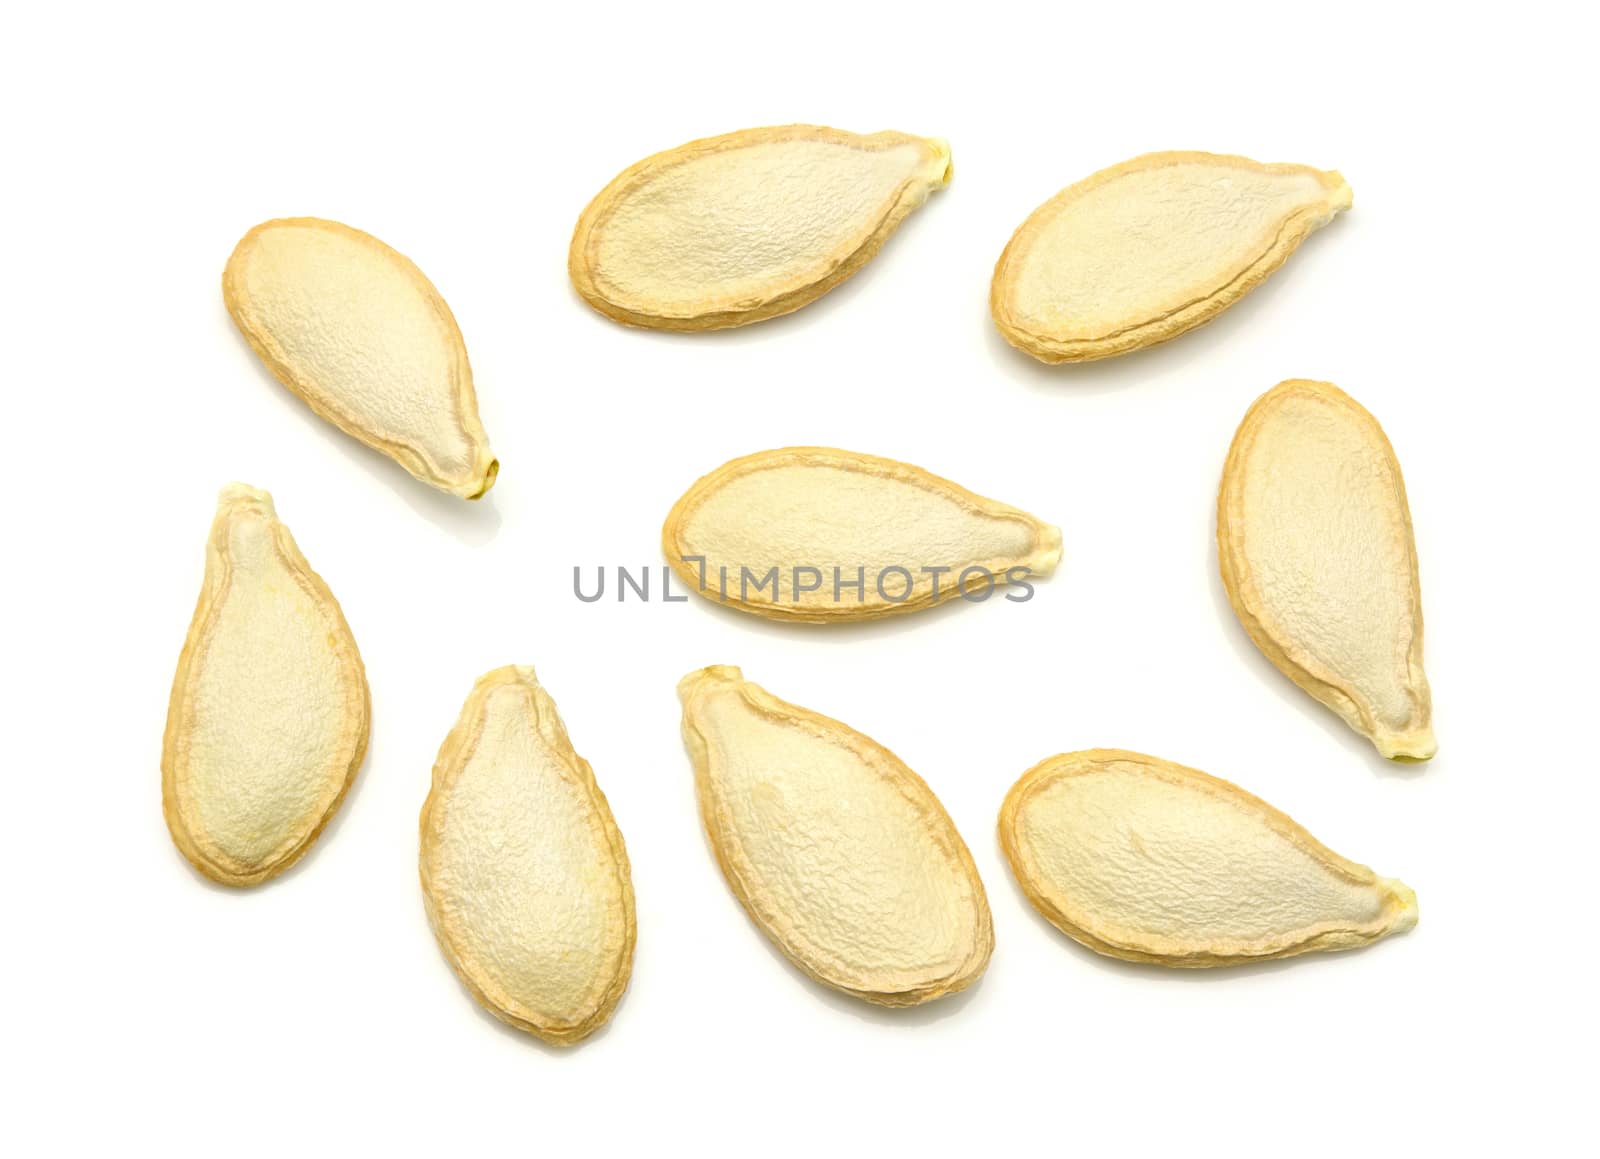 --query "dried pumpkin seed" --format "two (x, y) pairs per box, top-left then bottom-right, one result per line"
(1000, 749), (1418, 967)
(569, 125), (951, 330)
(991, 151), (1351, 363)
(420, 666), (635, 1046)
(223, 217), (498, 498)
(662, 447), (1061, 622)
(1219, 379), (1434, 760)
(162, 484), (370, 886)
(679, 666), (992, 1005)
